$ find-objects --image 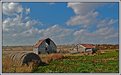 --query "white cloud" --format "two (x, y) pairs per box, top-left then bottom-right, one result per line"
(66, 2), (118, 44)
(3, 2), (23, 16)
(3, 3), (43, 45)
(67, 3), (100, 15)
(97, 19), (118, 28)
(3, 13), (42, 33)
(49, 3), (55, 5)
(40, 25), (74, 38)
(66, 3), (106, 26)
(37, 24), (118, 44)
(72, 28), (118, 44)
(34, 25), (74, 44)
(73, 29), (85, 36)
(67, 10), (99, 26)
(25, 8), (30, 15)
(3, 2), (119, 45)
